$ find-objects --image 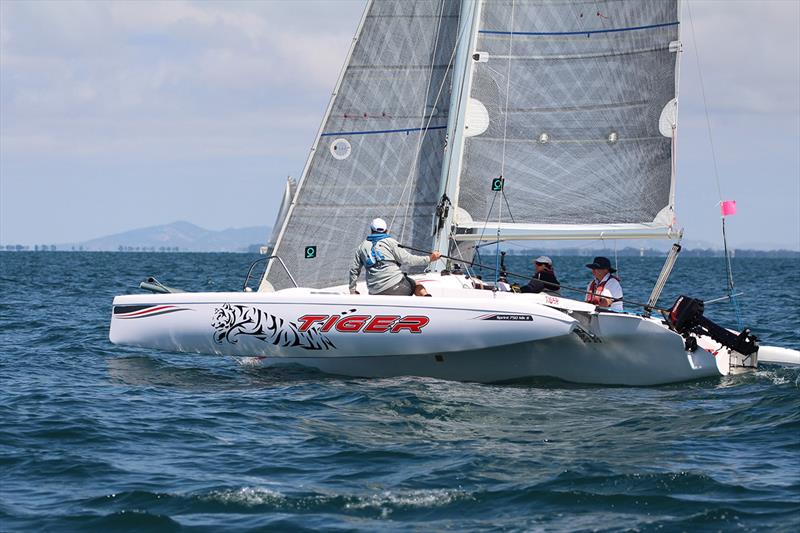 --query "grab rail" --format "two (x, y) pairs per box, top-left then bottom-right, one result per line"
(242, 255), (298, 291)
